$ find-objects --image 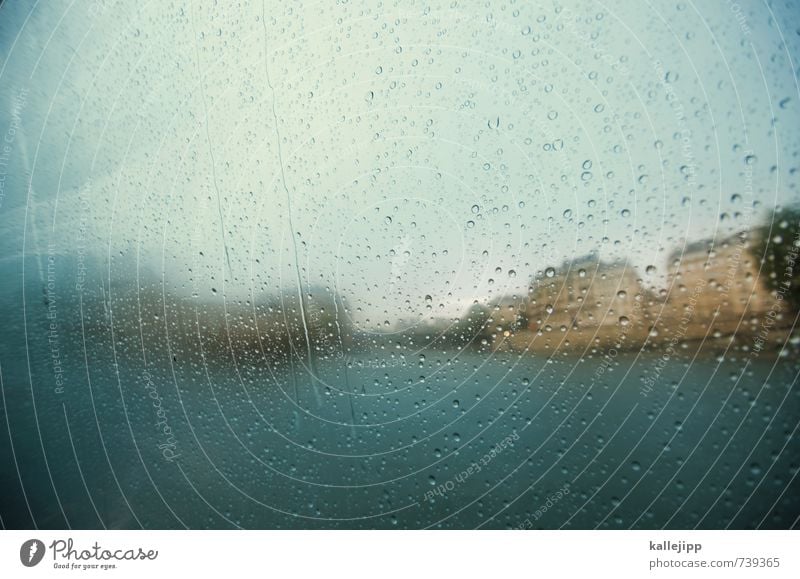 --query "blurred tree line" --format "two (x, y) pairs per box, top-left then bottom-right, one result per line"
(754, 204), (800, 315)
